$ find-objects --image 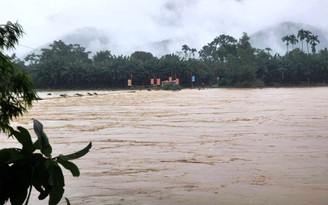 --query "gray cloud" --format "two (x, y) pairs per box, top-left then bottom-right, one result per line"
(1, 0), (327, 57)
